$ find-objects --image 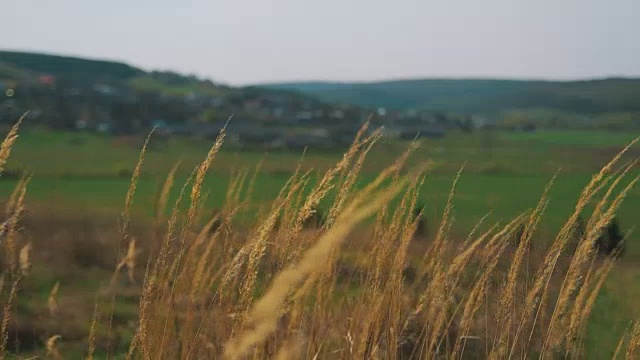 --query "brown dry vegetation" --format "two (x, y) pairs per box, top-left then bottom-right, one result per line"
(0, 115), (639, 359)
